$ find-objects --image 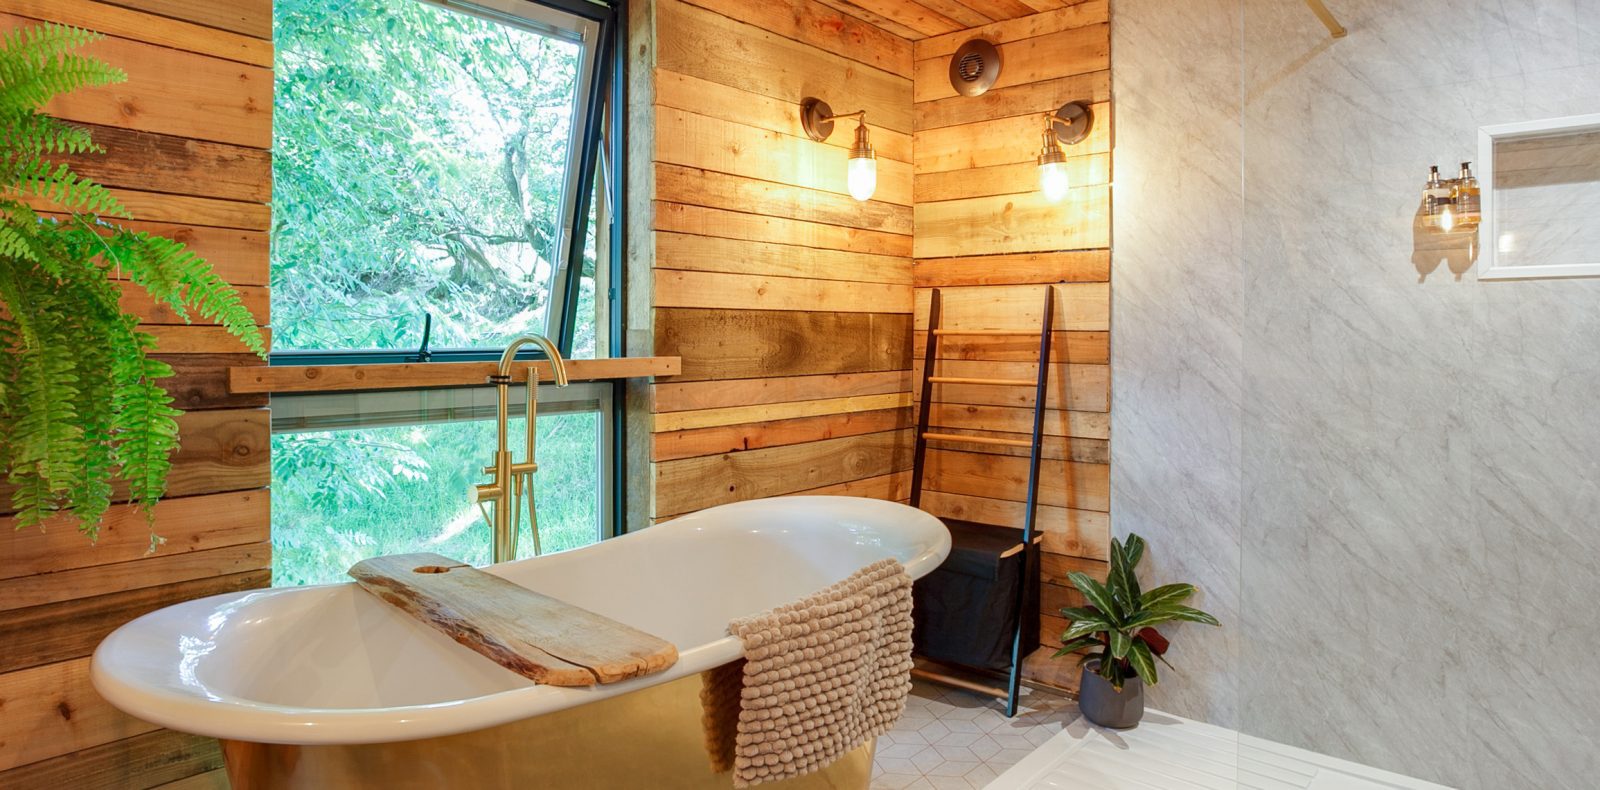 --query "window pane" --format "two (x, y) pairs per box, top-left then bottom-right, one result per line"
(272, 0), (583, 351)
(270, 399), (604, 586)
